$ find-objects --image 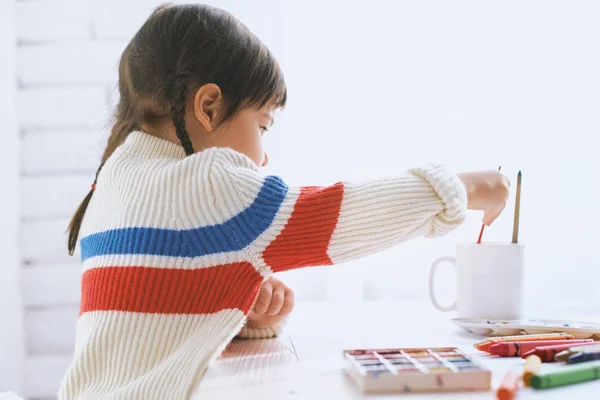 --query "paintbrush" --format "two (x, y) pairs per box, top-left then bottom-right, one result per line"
(512, 171), (522, 243)
(477, 166), (502, 244)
